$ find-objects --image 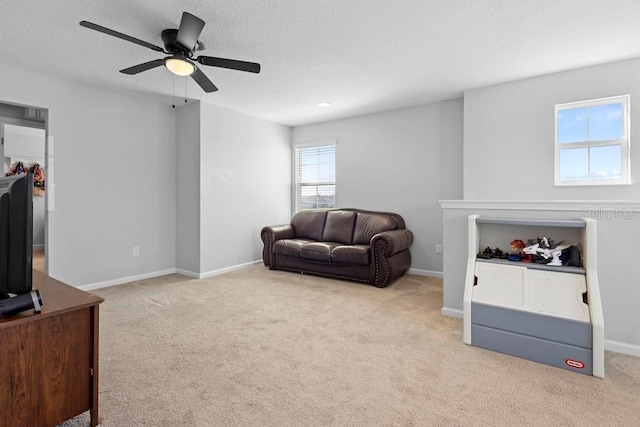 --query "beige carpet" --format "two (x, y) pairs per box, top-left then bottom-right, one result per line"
(62, 267), (640, 426)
